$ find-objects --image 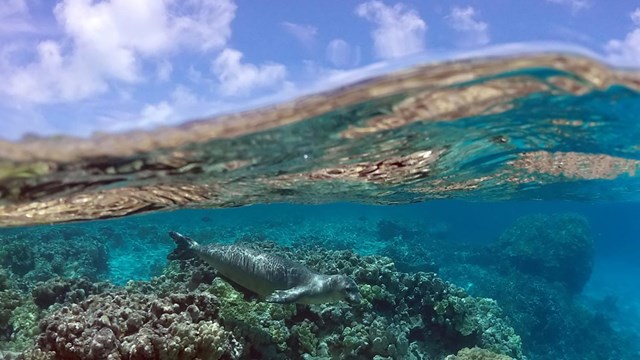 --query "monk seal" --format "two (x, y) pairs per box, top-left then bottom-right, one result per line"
(167, 231), (362, 305)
